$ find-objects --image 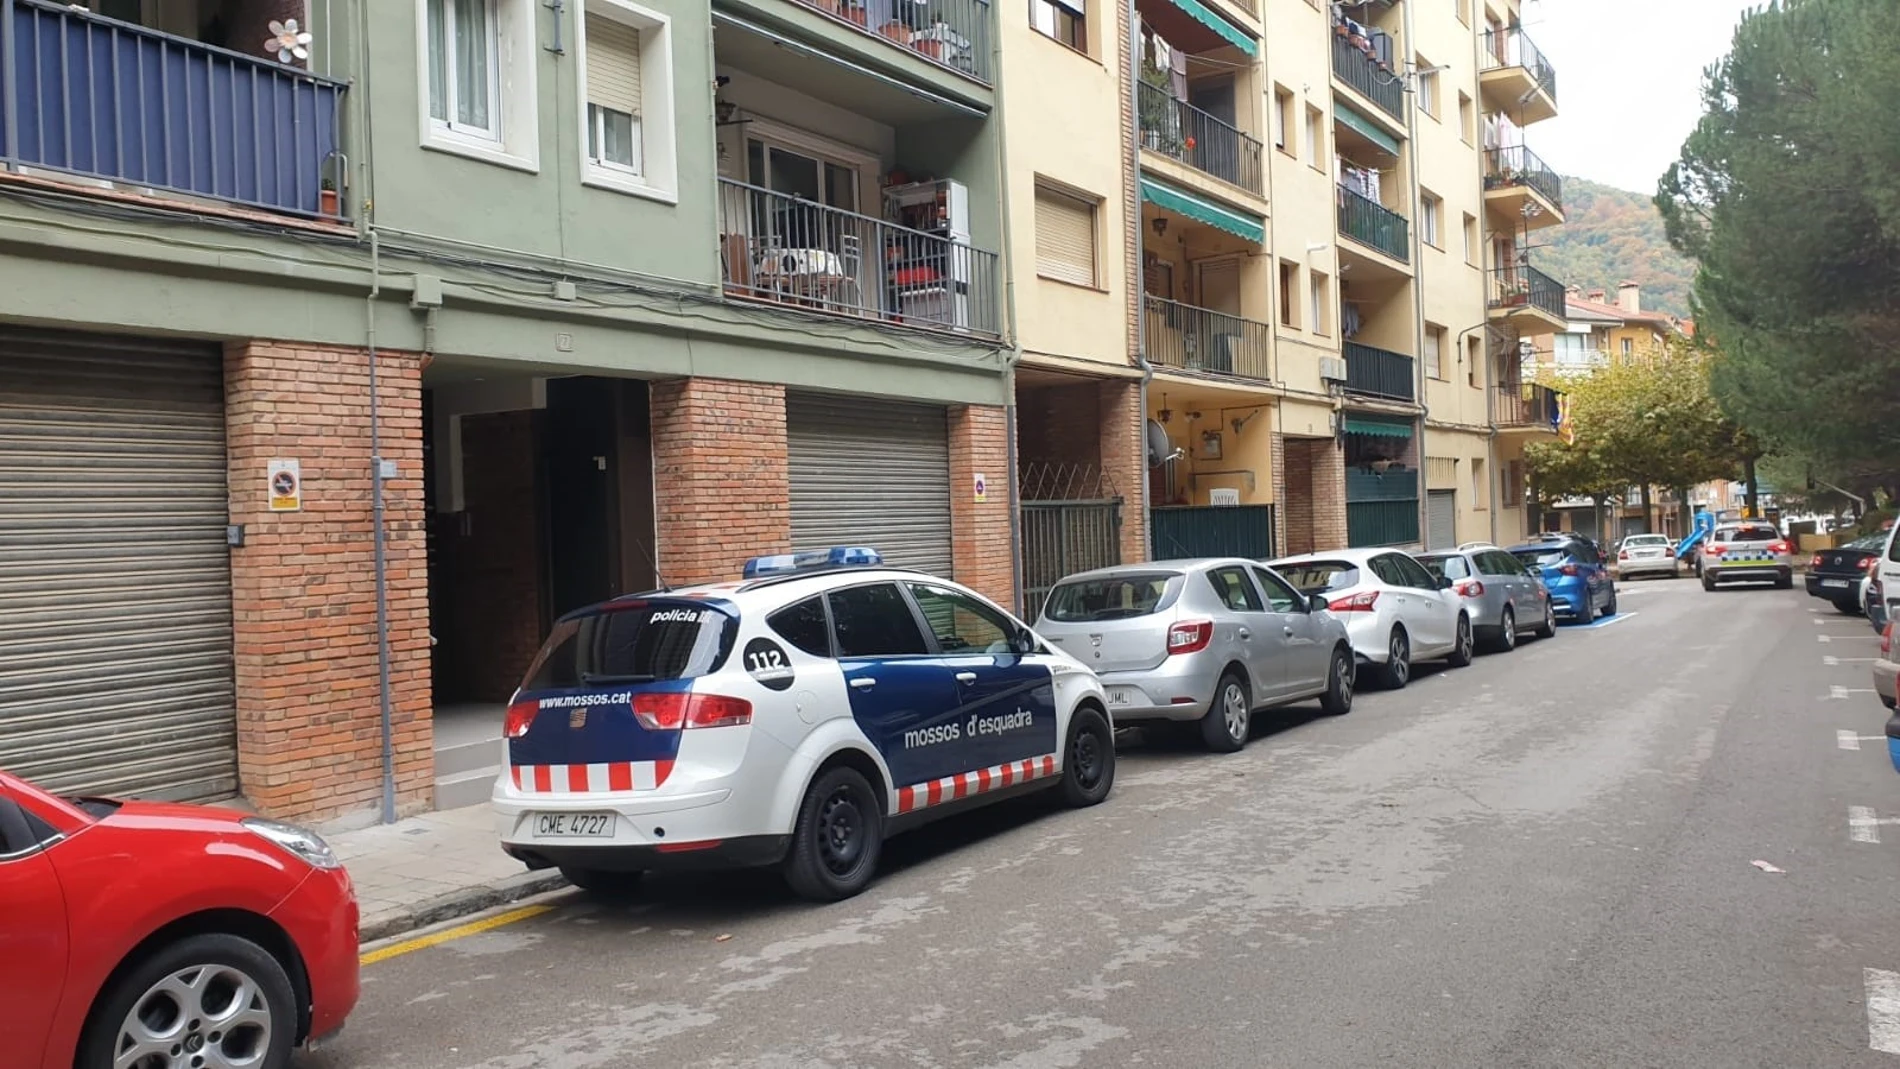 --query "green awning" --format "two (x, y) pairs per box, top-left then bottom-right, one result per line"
(1335, 101), (1402, 156)
(1344, 416), (1415, 439)
(1164, 0), (1256, 54)
(1140, 177), (1264, 244)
